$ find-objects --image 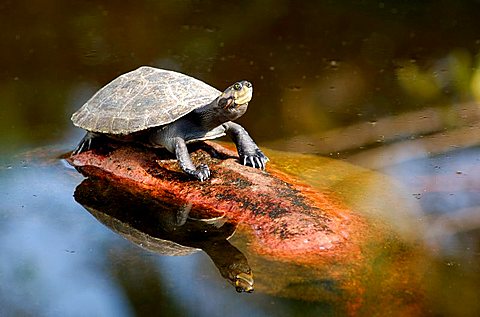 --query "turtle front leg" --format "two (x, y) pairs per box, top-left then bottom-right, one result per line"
(171, 137), (211, 181)
(222, 122), (269, 170)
